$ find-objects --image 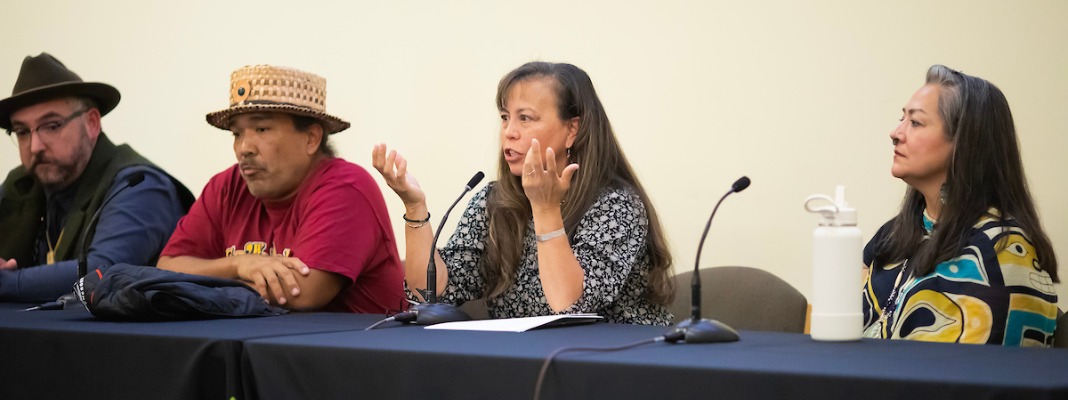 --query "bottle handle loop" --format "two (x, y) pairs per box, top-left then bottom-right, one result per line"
(804, 194), (839, 217)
